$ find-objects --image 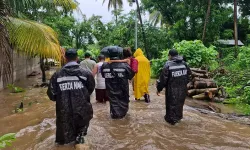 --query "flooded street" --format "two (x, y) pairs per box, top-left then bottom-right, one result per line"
(0, 73), (250, 150)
